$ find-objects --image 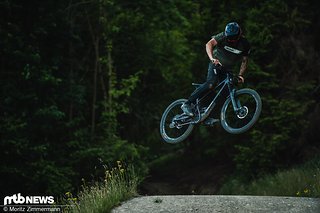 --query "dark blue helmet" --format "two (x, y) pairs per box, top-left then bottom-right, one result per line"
(225, 22), (241, 41)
